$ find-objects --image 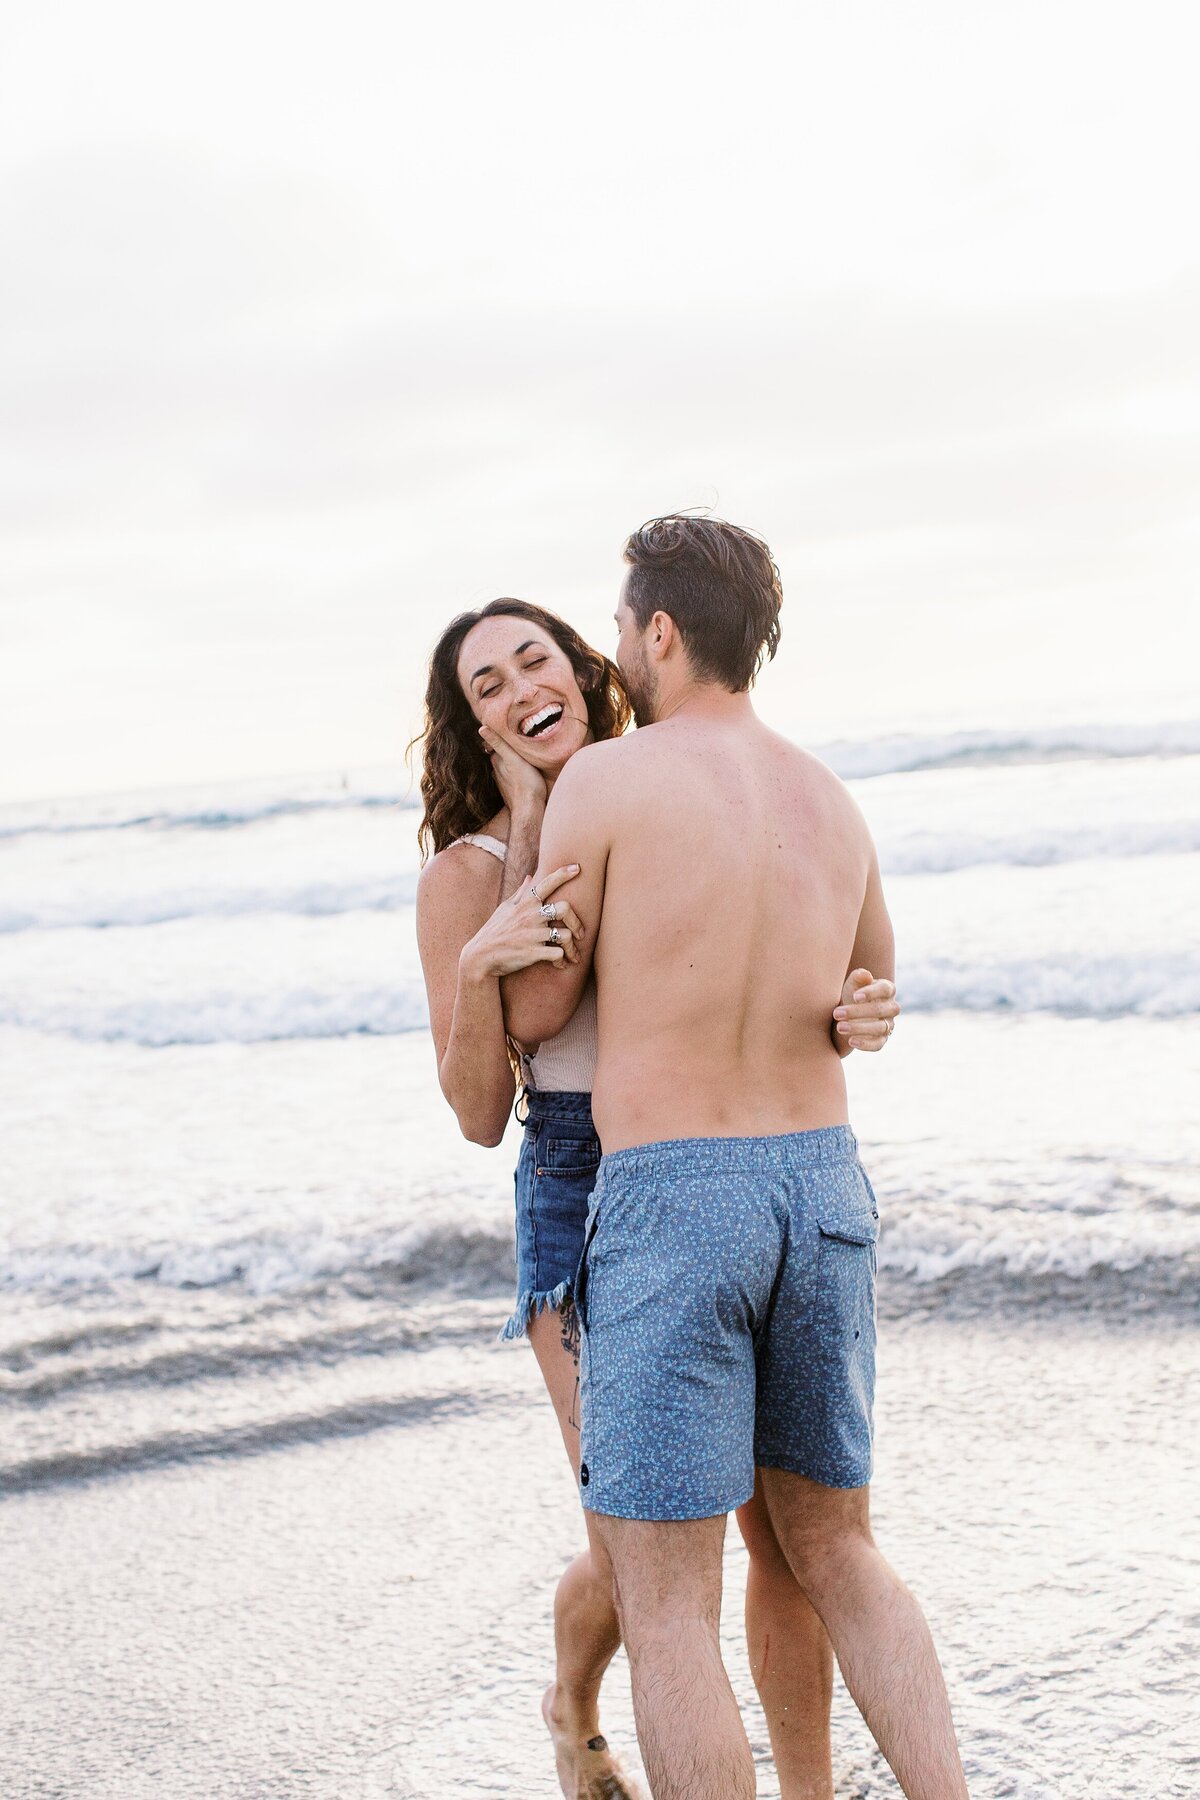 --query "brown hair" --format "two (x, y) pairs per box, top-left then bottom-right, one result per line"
(411, 598), (632, 860)
(623, 514), (783, 691)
